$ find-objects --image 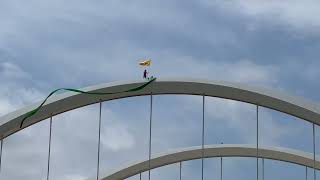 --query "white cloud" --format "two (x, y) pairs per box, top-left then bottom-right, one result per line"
(0, 62), (30, 79)
(101, 123), (135, 152)
(99, 109), (136, 152)
(258, 109), (300, 146)
(298, 62), (320, 82)
(62, 174), (87, 180)
(0, 120), (49, 180)
(211, 0), (320, 33)
(0, 1), (317, 179)
(0, 62), (43, 115)
(181, 95), (298, 146)
(154, 54), (279, 87)
(0, 99), (16, 116)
